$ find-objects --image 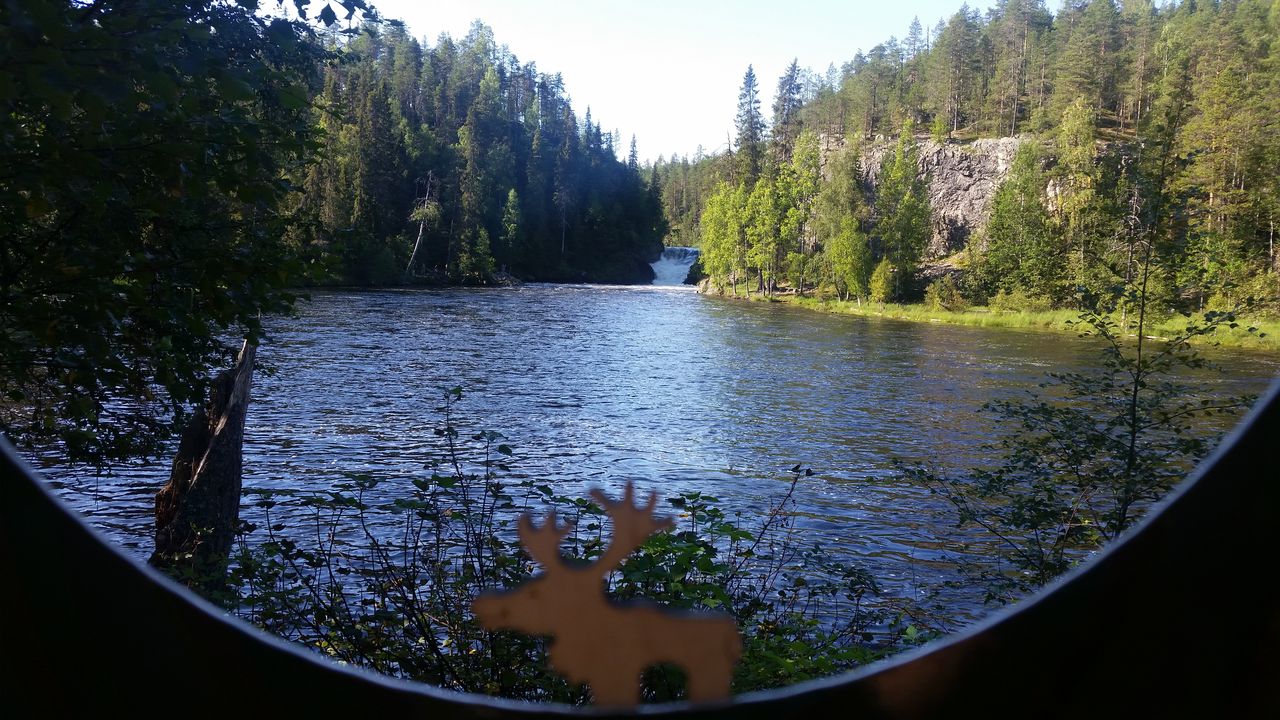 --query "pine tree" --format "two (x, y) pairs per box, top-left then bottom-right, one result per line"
(927, 6), (982, 135)
(1051, 0), (1122, 116)
(987, 0), (1052, 136)
(1118, 0), (1158, 129)
(906, 17), (926, 58)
